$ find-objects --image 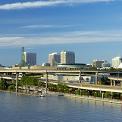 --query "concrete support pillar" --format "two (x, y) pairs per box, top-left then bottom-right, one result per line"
(102, 92), (104, 99)
(0, 74), (2, 81)
(110, 80), (113, 86)
(120, 81), (122, 88)
(12, 79), (14, 84)
(46, 71), (48, 95)
(111, 92), (113, 99)
(16, 73), (18, 96)
(95, 72), (98, 85)
(113, 80), (116, 86)
(79, 70), (81, 84)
